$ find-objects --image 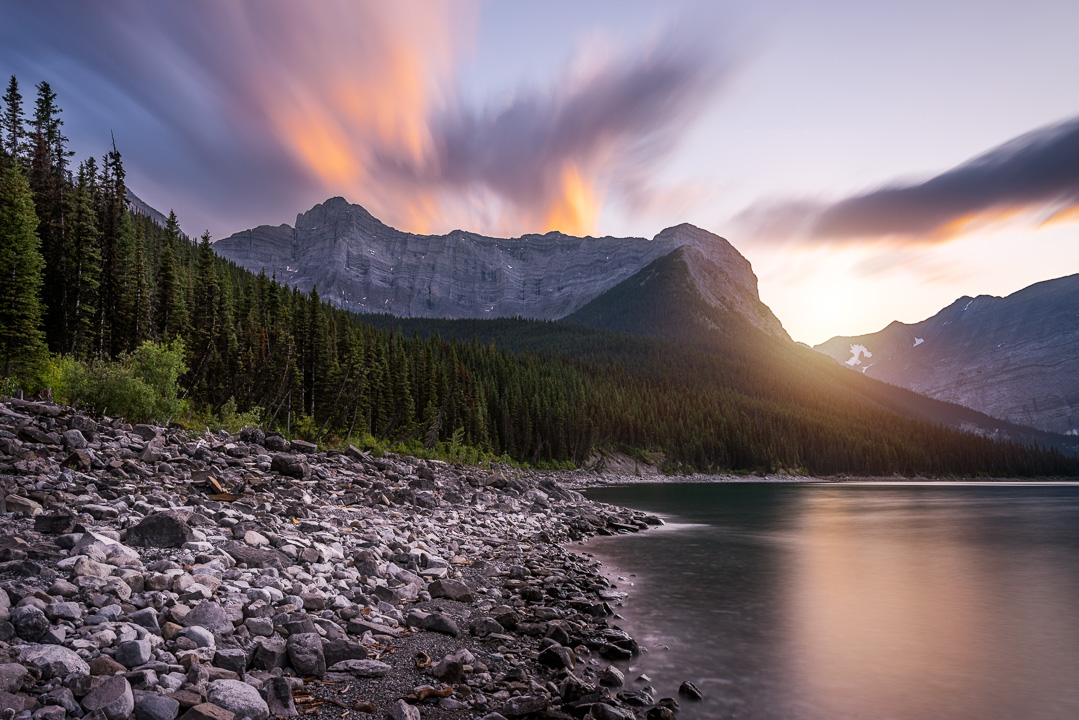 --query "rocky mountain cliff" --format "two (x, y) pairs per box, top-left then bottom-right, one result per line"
(815, 274), (1079, 435)
(212, 197), (784, 336)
